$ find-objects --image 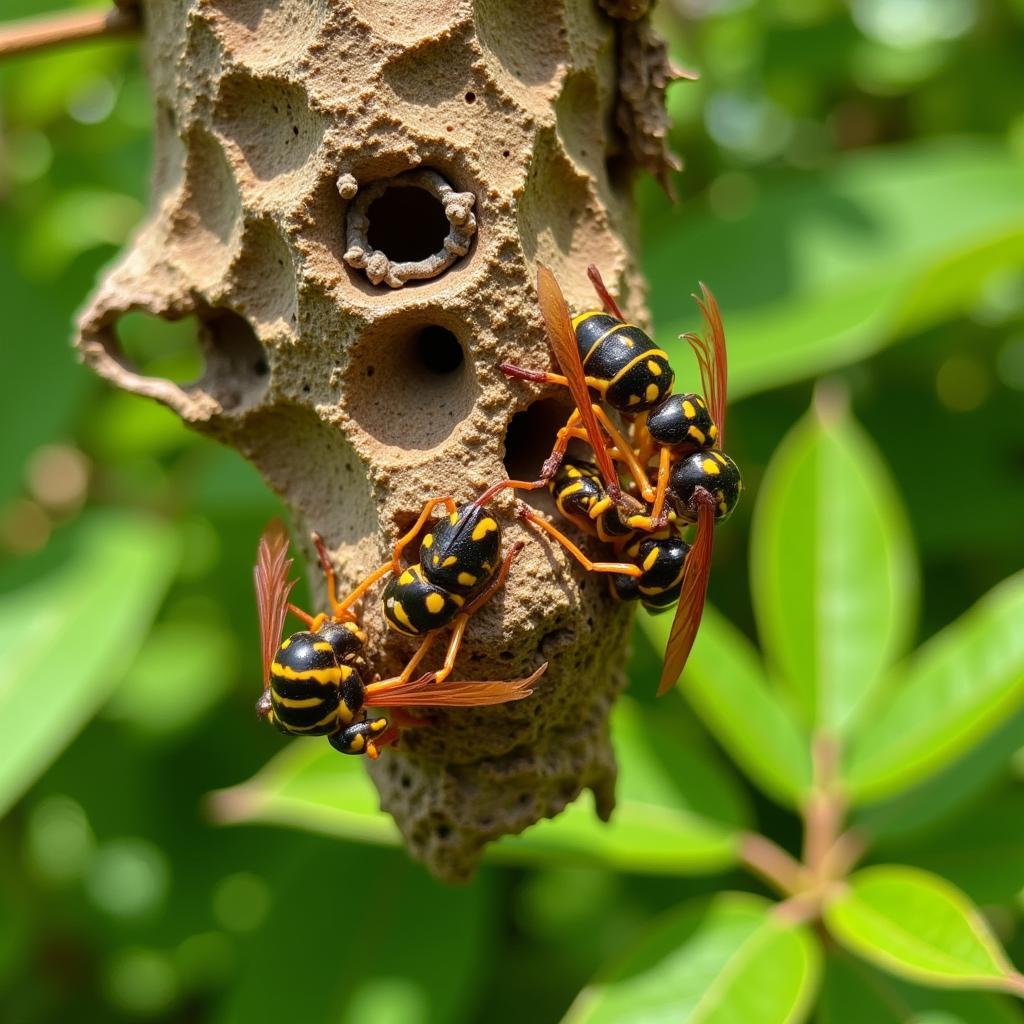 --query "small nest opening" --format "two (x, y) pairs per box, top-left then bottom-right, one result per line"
(367, 186), (450, 264)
